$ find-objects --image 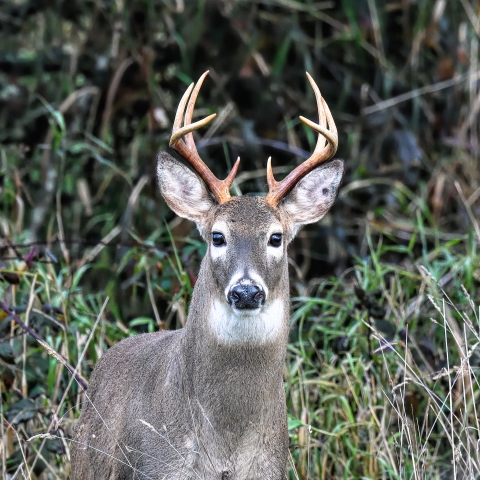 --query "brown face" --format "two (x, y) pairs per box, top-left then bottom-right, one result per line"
(205, 197), (288, 311)
(157, 152), (344, 343)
